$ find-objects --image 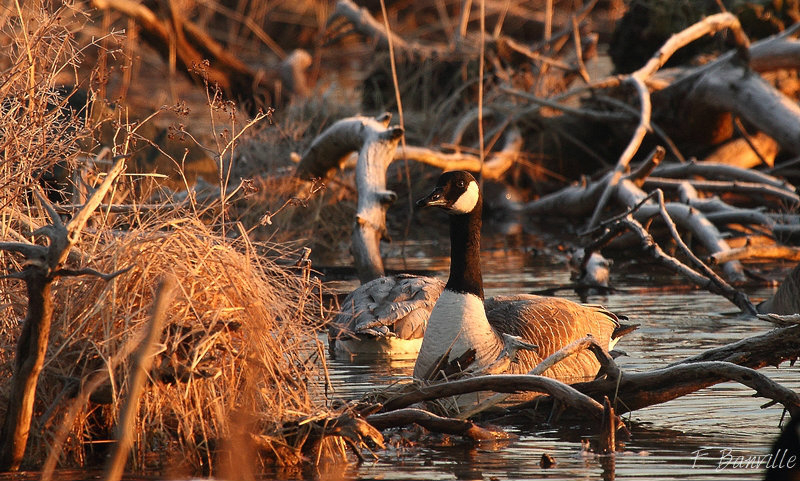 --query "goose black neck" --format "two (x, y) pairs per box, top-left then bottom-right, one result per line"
(446, 202), (483, 299)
